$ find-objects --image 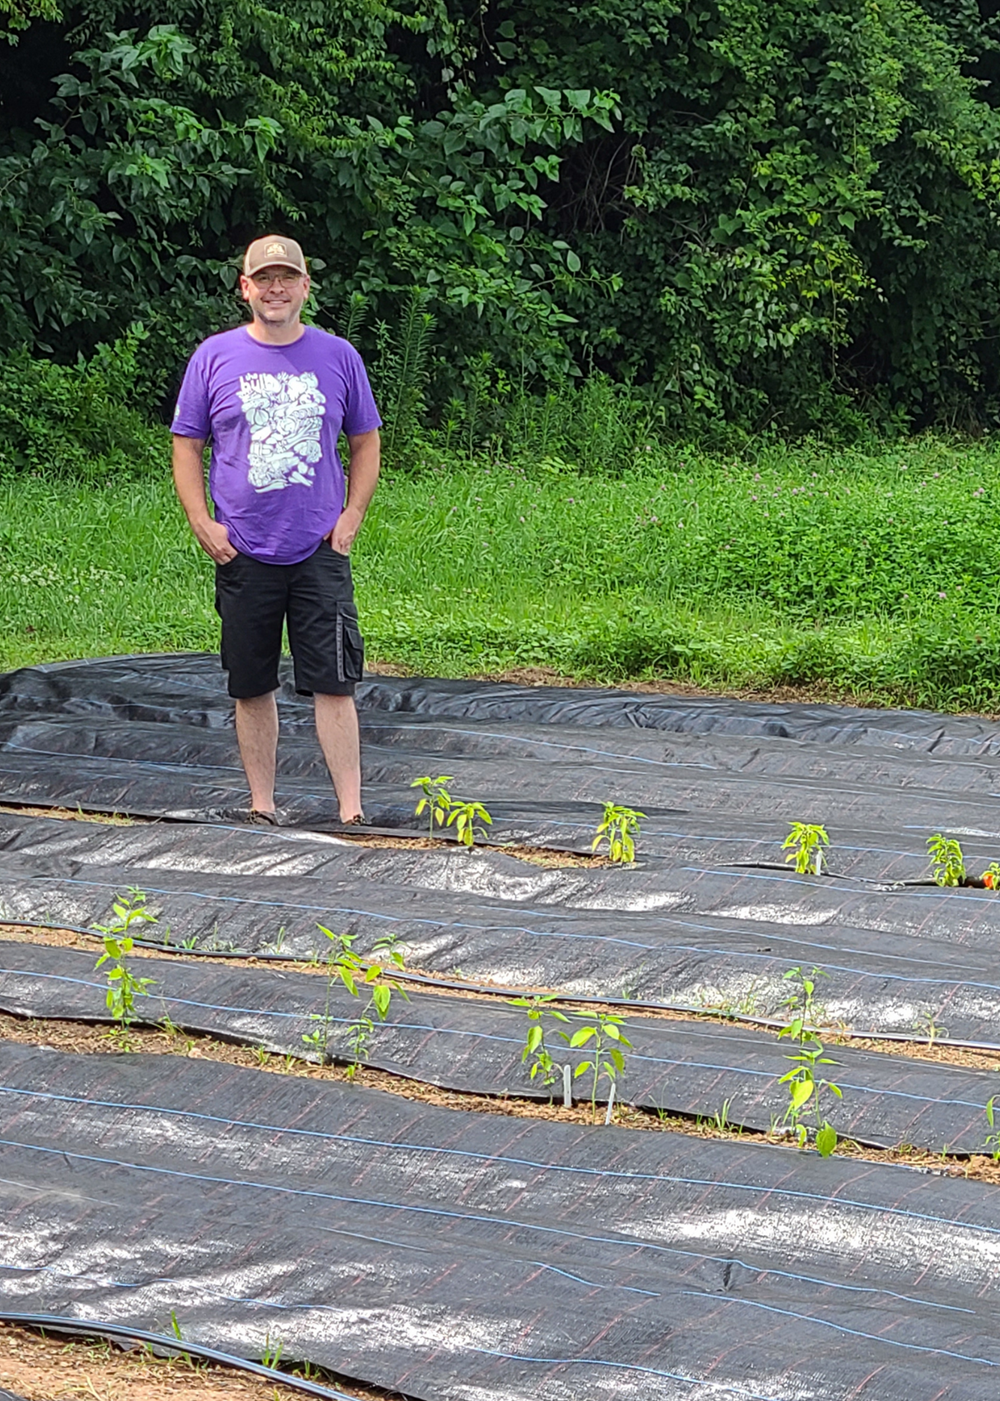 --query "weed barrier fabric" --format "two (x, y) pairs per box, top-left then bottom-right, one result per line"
(5, 815), (1000, 1042)
(1, 938), (998, 1153)
(5, 656), (1000, 877)
(9, 1045), (1000, 1400)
